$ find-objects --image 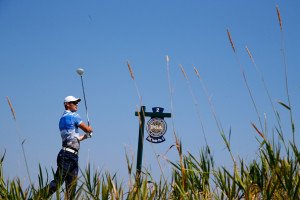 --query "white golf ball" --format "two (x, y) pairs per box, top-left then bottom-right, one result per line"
(76, 68), (84, 76)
